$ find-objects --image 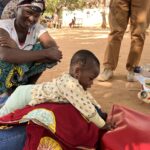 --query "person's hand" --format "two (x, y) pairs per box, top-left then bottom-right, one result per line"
(45, 47), (63, 62)
(101, 121), (116, 131)
(0, 36), (18, 48)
